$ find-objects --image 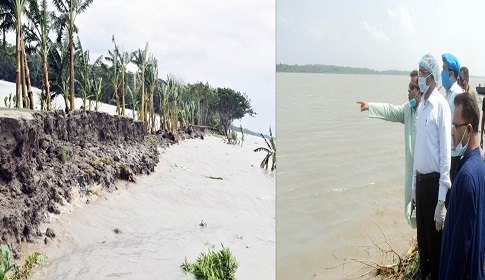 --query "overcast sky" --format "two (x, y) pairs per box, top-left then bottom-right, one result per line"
(7, 0), (275, 135)
(277, 0), (485, 77)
